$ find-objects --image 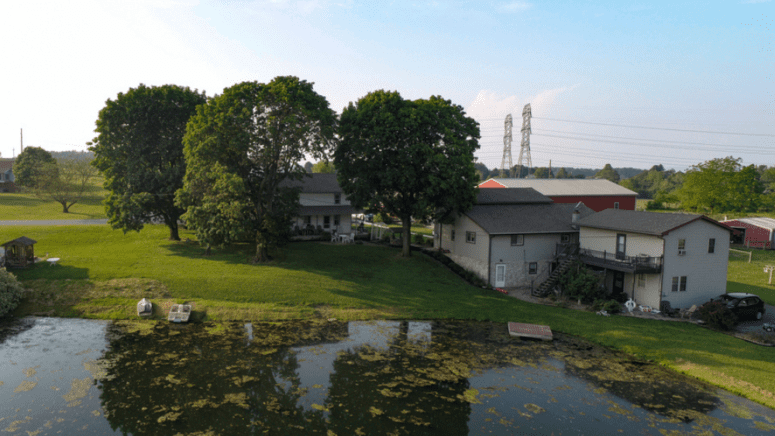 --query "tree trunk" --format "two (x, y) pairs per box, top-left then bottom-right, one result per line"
(168, 221), (180, 241)
(255, 240), (270, 263)
(61, 202), (70, 213)
(401, 216), (412, 257)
